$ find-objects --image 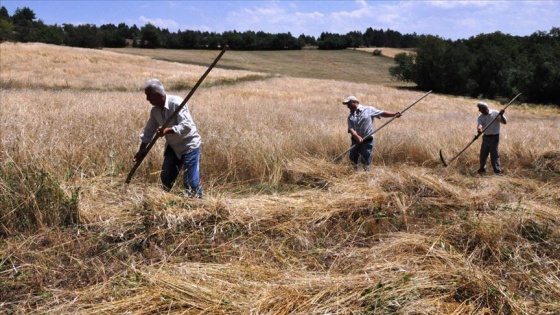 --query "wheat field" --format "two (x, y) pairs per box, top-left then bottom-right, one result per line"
(1, 42), (559, 314)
